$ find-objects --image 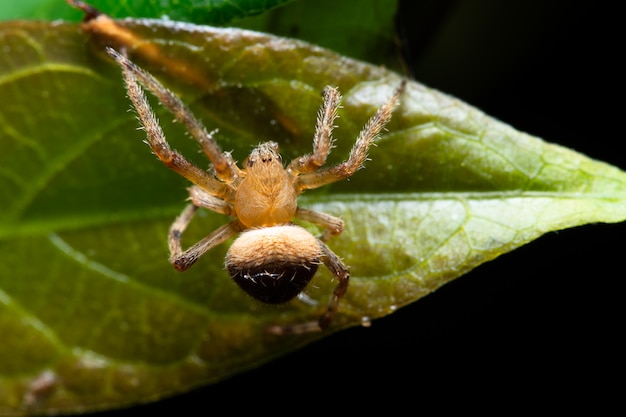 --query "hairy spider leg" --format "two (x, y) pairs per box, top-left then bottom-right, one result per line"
(287, 86), (342, 175)
(168, 203), (243, 271)
(295, 207), (344, 241)
(266, 240), (350, 335)
(106, 47), (240, 188)
(107, 48), (245, 270)
(296, 79), (407, 191)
